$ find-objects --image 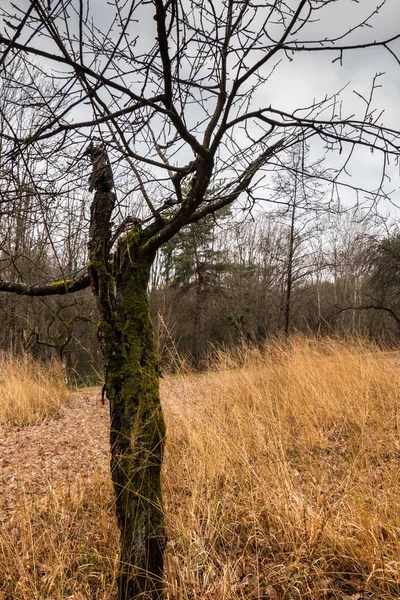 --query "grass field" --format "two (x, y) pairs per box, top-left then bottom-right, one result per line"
(0, 352), (70, 426)
(1, 337), (400, 599)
